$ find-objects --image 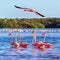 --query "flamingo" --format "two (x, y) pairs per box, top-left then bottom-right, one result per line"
(15, 5), (45, 17)
(42, 32), (53, 48)
(45, 43), (53, 48)
(33, 41), (45, 47)
(9, 33), (19, 49)
(19, 36), (29, 48)
(32, 30), (45, 50)
(20, 42), (28, 48)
